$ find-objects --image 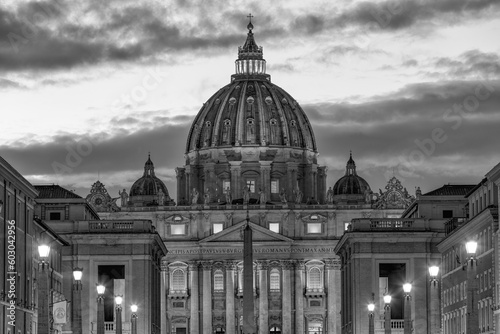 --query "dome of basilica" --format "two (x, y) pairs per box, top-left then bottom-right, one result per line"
(185, 22), (317, 153)
(129, 155), (174, 206)
(333, 153), (371, 197)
